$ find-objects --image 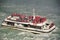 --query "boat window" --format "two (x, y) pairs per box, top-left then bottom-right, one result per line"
(36, 26), (41, 29)
(17, 23), (20, 25)
(30, 25), (36, 28)
(22, 24), (28, 27)
(7, 22), (14, 26)
(46, 23), (49, 26)
(30, 25), (41, 29)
